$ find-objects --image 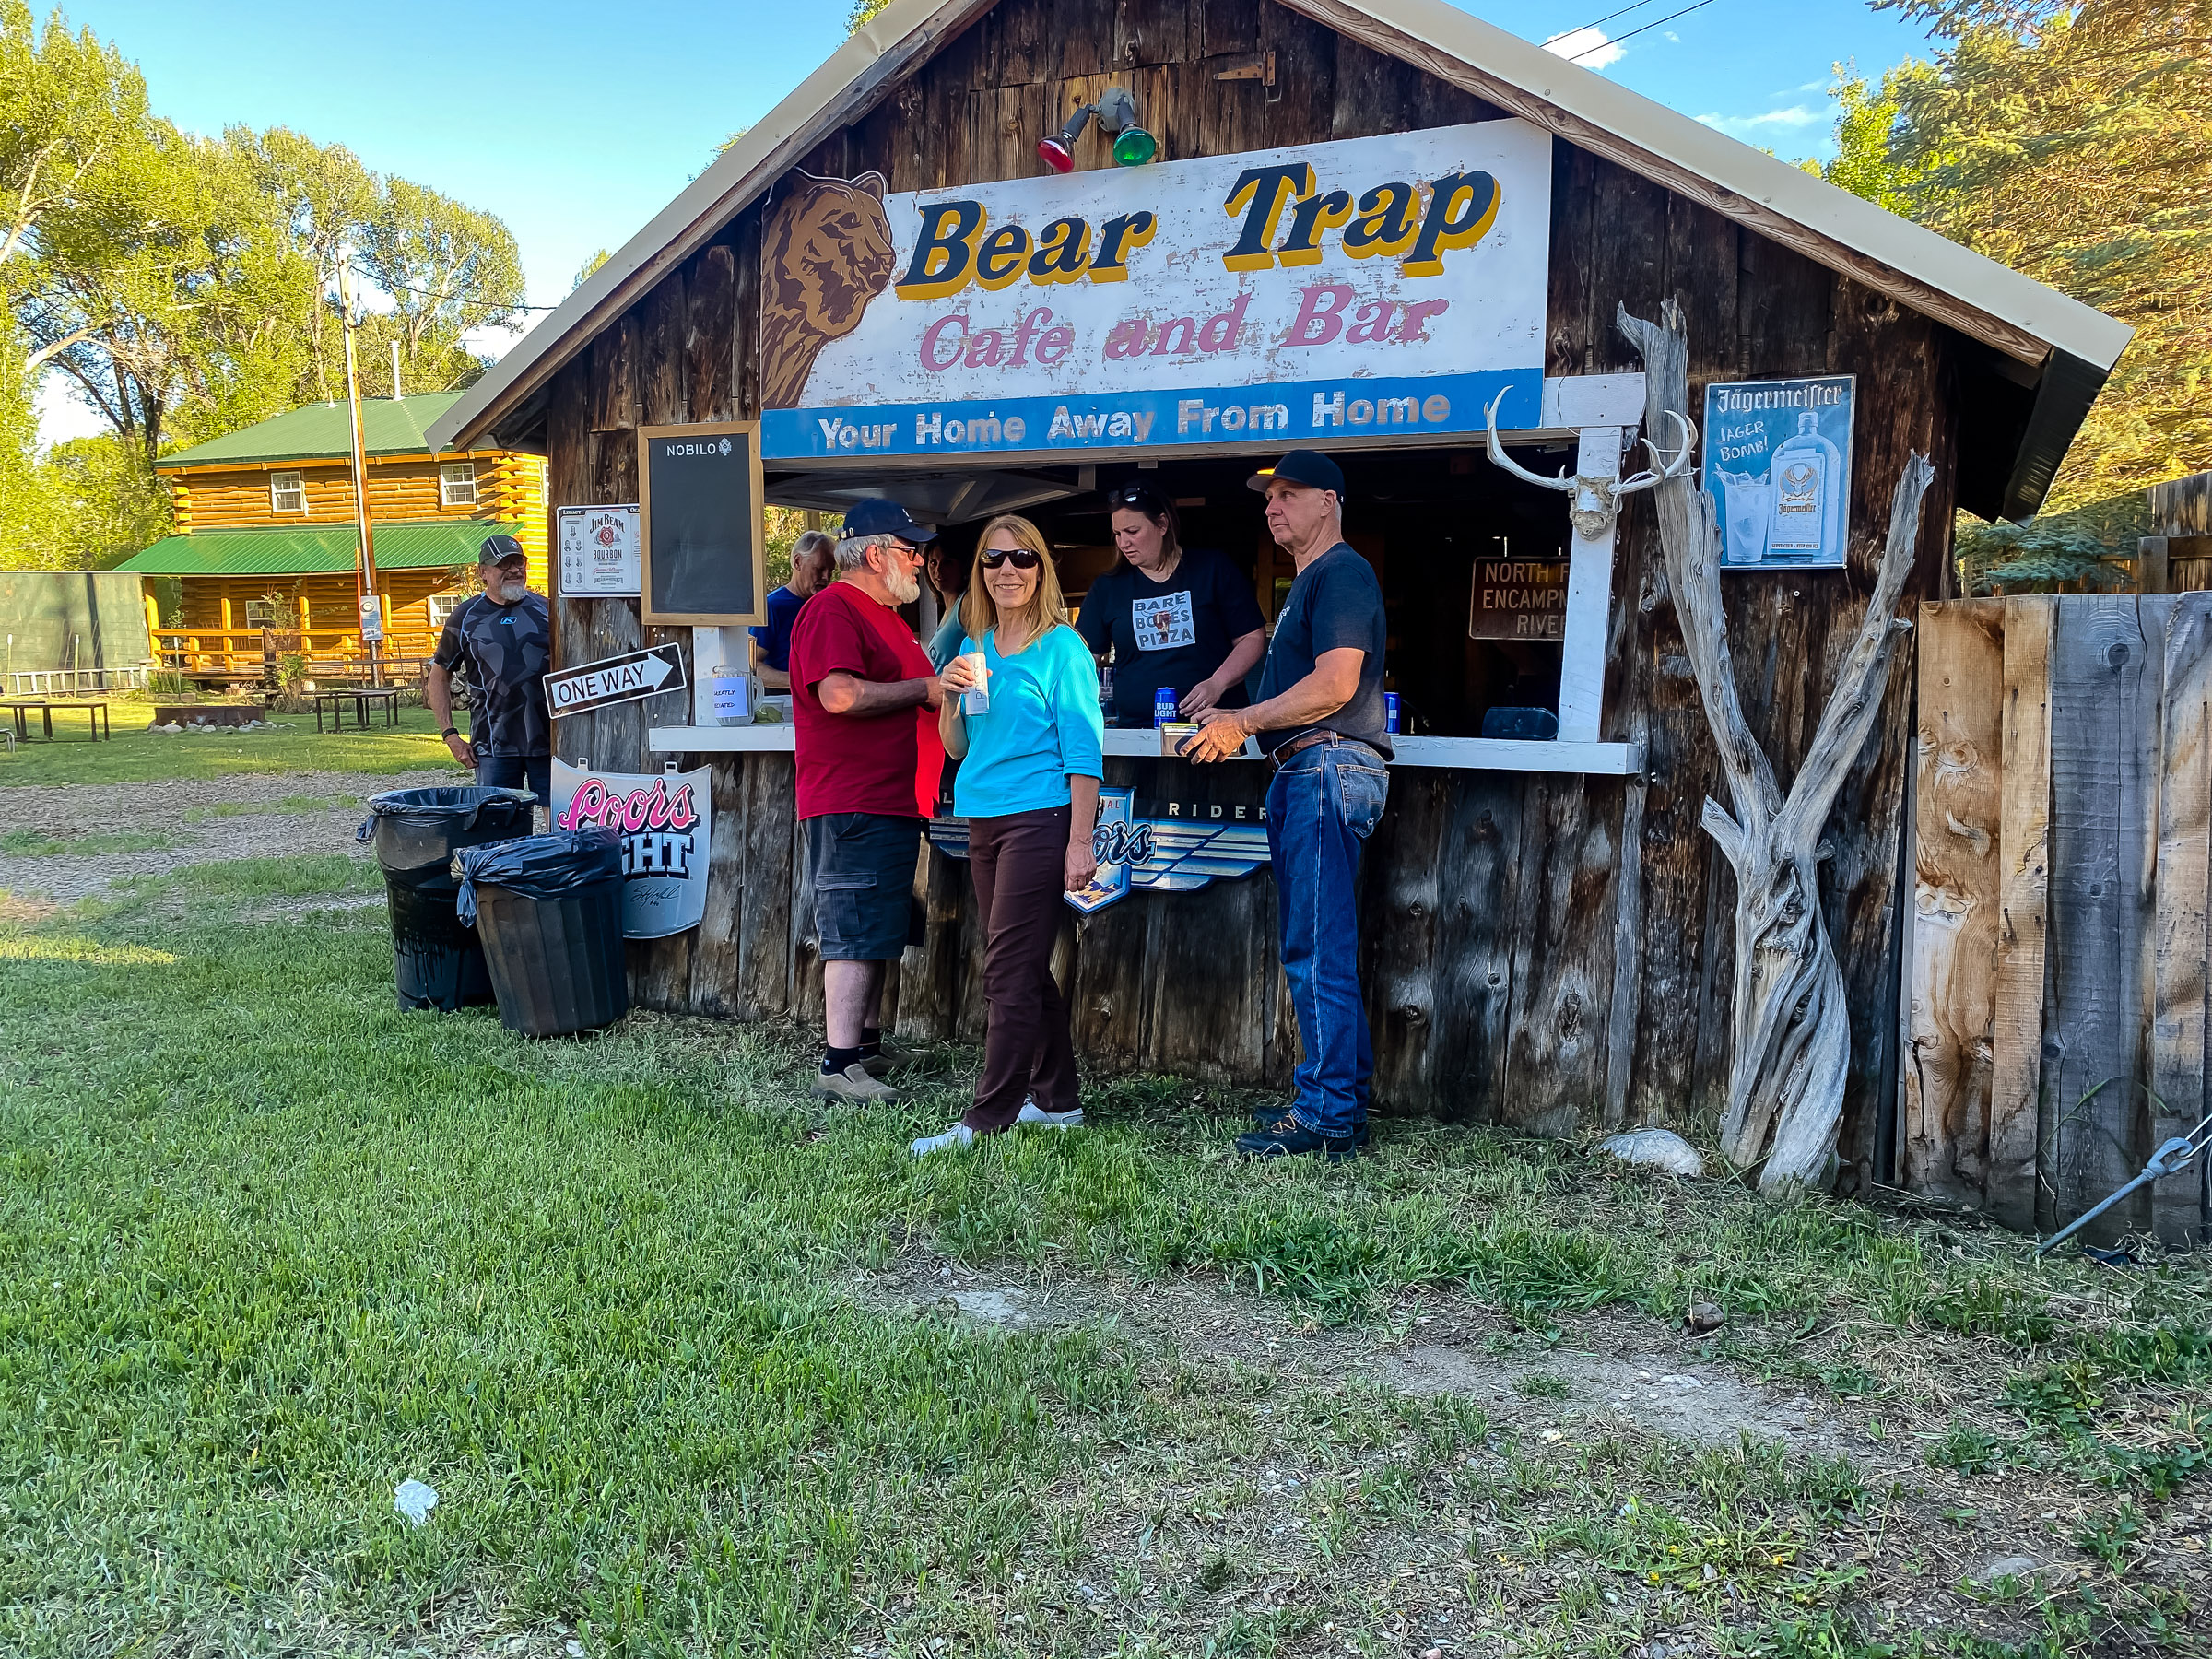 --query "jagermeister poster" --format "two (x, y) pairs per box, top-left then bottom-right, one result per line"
(1701, 375), (1854, 571)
